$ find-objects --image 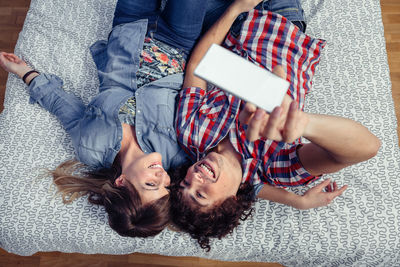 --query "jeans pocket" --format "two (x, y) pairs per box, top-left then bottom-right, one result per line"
(263, 0), (305, 22)
(230, 12), (248, 38)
